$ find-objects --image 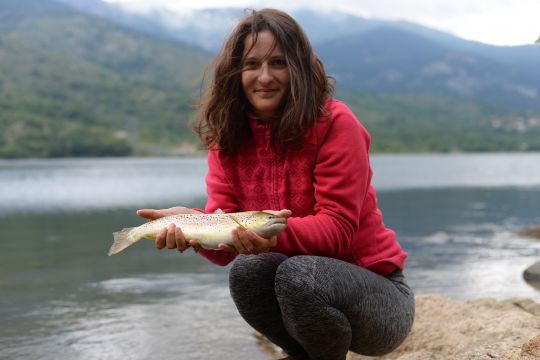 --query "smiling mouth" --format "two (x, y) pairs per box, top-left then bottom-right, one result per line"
(255, 89), (278, 92)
